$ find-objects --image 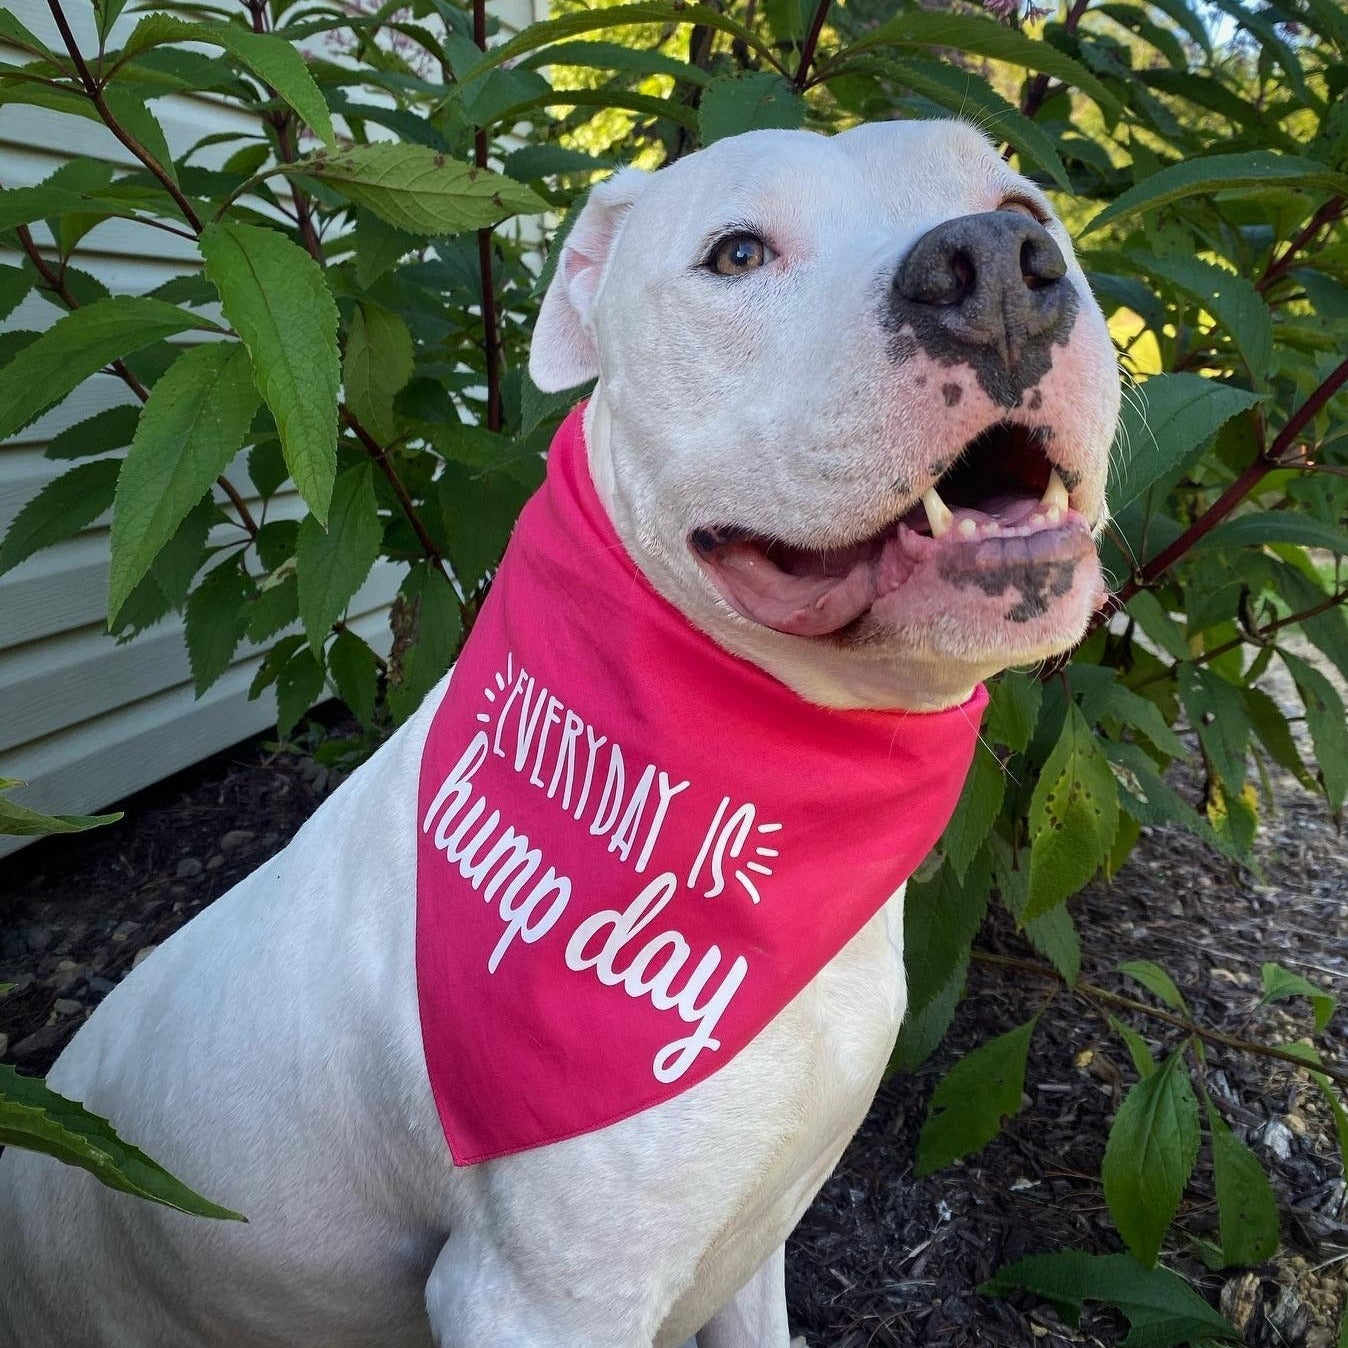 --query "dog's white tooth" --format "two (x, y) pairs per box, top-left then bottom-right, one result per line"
(1044, 503), (1063, 525)
(922, 488), (953, 538)
(984, 520), (999, 534)
(1042, 468), (1070, 511)
(957, 517), (977, 538)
